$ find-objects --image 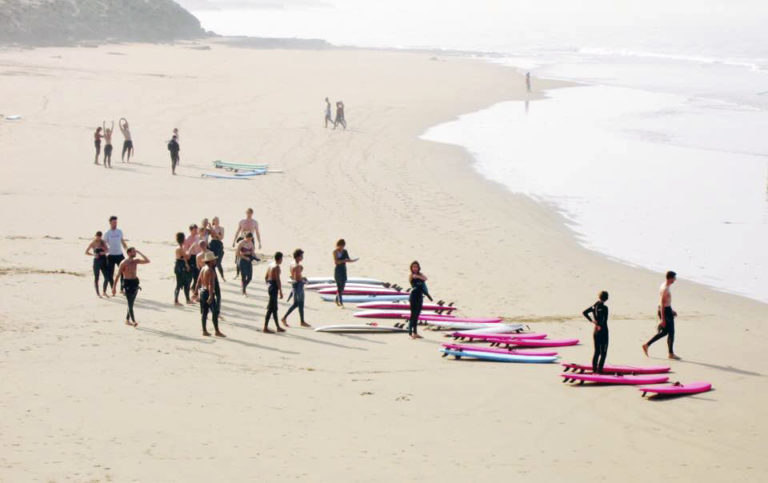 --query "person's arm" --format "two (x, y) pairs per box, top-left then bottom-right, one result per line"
(112, 262), (124, 294)
(135, 250), (150, 264)
(277, 267), (283, 298)
(206, 272), (215, 303)
(582, 305), (594, 322)
(85, 241), (94, 256)
(255, 223), (261, 249)
(121, 233), (128, 251)
(413, 273), (427, 281)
